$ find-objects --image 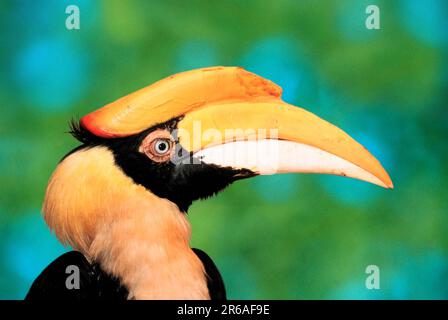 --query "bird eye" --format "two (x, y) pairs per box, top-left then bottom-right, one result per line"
(153, 139), (171, 155)
(139, 129), (175, 162)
